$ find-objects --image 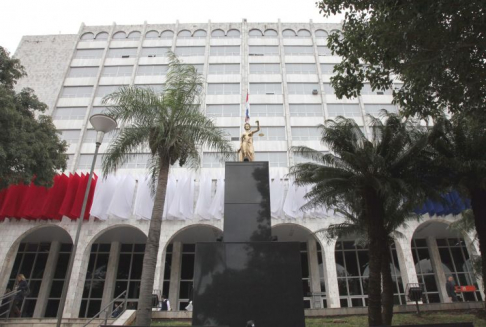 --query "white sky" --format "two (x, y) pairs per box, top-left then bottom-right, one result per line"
(1, 0), (343, 54)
